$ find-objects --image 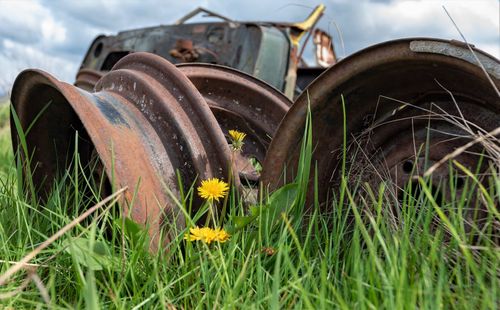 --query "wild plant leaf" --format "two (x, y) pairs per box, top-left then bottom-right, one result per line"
(113, 217), (150, 252)
(265, 183), (298, 220)
(92, 242), (108, 256)
(233, 215), (257, 229)
(249, 205), (261, 217)
(64, 237), (119, 271)
(230, 183), (298, 232)
(249, 158), (262, 173)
